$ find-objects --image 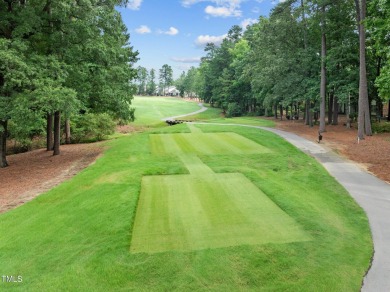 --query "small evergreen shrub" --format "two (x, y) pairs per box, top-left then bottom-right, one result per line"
(226, 102), (242, 118)
(372, 122), (390, 134)
(71, 113), (116, 143)
(8, 119), (45, 153)
(256, 108), (265, 116)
